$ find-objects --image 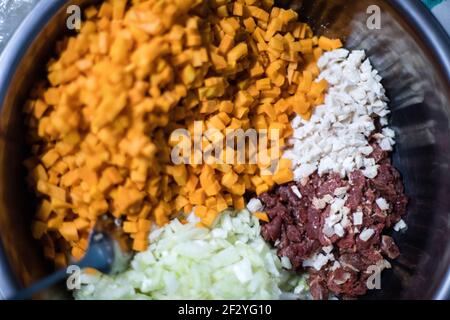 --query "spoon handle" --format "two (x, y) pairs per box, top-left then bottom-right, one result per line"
(8, 232), (115, 300)
(9, 267), (69, 300)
